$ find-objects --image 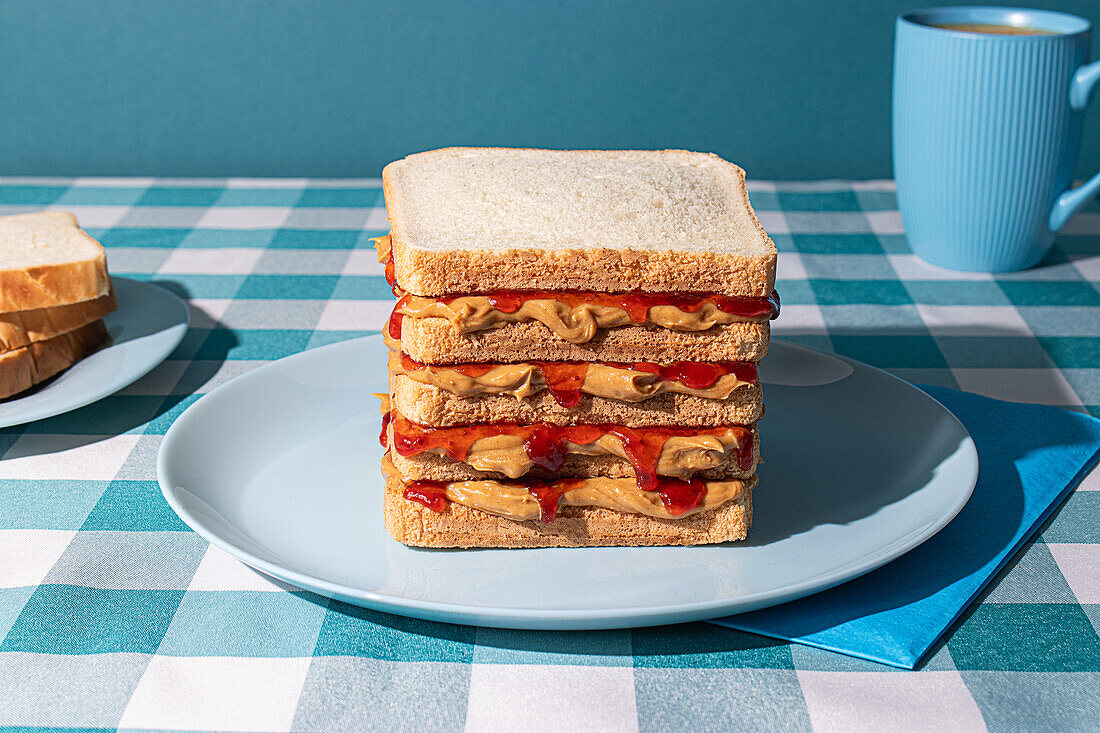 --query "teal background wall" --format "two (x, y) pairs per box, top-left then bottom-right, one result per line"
(2, 0), (1098, 179)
